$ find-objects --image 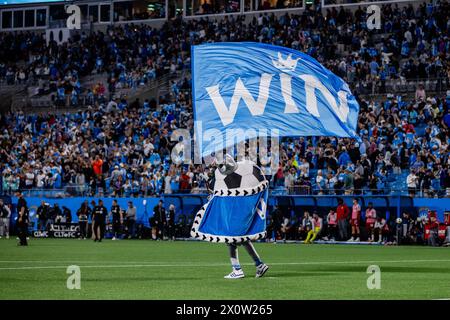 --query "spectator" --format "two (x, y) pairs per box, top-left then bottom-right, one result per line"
(407, 170), (419, 197)
(92, 155), (104, 177)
